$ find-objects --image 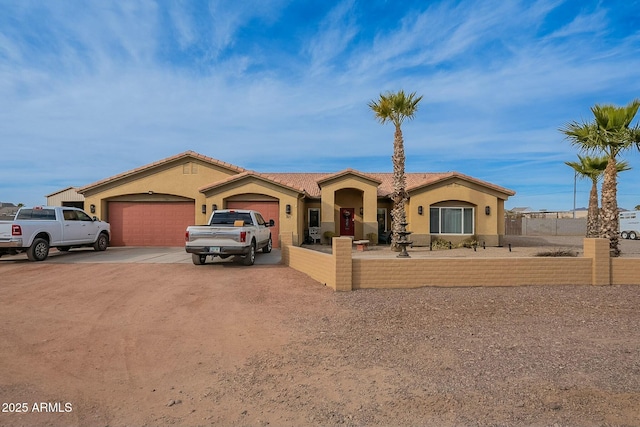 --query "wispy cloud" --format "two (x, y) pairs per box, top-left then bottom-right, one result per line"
(1, 0), (639, 210)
